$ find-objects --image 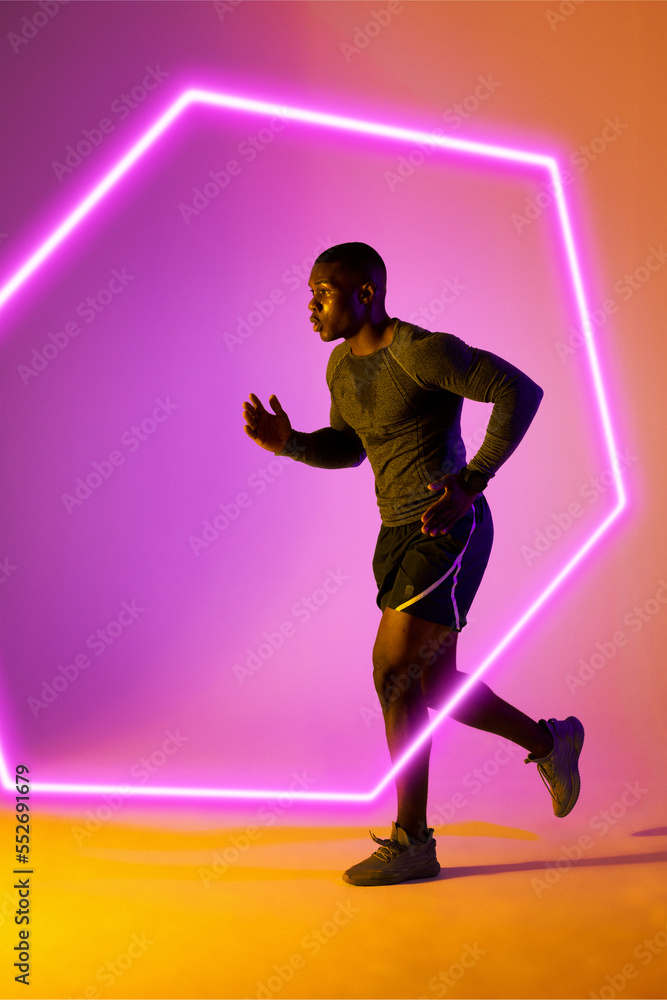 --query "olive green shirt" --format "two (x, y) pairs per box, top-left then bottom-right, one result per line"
(279, 318), (543, 526)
